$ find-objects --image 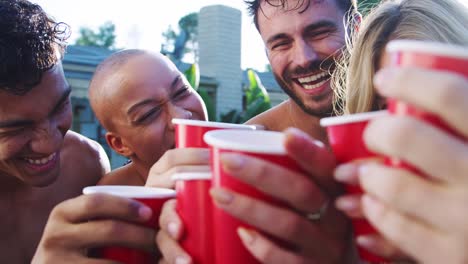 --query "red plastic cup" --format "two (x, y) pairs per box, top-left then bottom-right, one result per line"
(320, 110), (388, 263)
(172, 118), (257, 148)
(82, 185), (176, 264)
(204, 130), (303, 264)
(172, 172), (213, 264)
(385, 40), (468, 172)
